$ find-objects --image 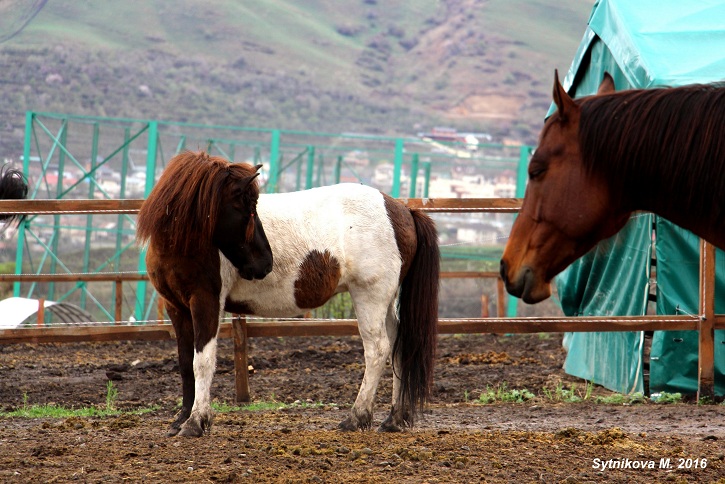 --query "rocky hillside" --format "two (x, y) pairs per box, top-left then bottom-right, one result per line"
(0, 0), (592, 157)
